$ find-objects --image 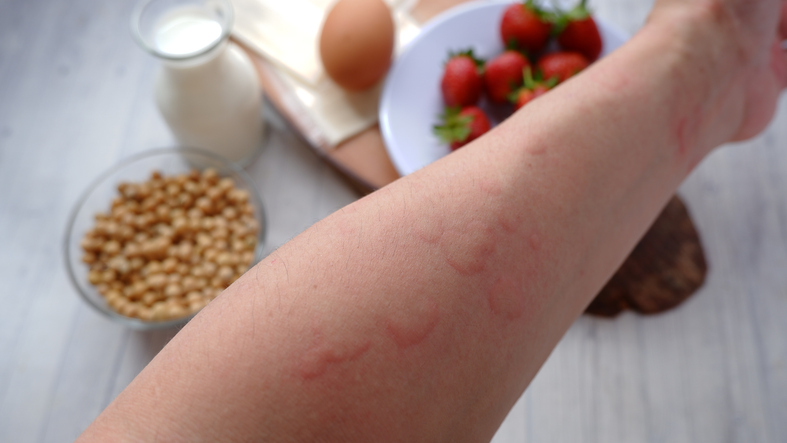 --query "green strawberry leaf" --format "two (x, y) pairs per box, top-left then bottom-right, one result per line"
(524, 0), (547, 19)
(550, 14), (569, 35)
(507, 89), (523, 104)
(549, 0), (591, 33)
(509, 67), (558, 103)
(446, 49), (485, 69)
(566, 0), (591, 20)
(522, 66), (536, 89)
(433, 107), (473, 144)
(522, 0), (562, 29)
